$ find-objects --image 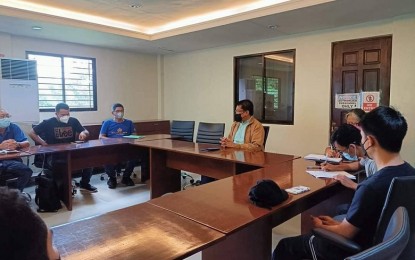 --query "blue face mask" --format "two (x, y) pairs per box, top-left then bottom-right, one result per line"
(0, 118), (11, 128)
(342, 152), (358, 161)
(342, 145), (358, 161)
